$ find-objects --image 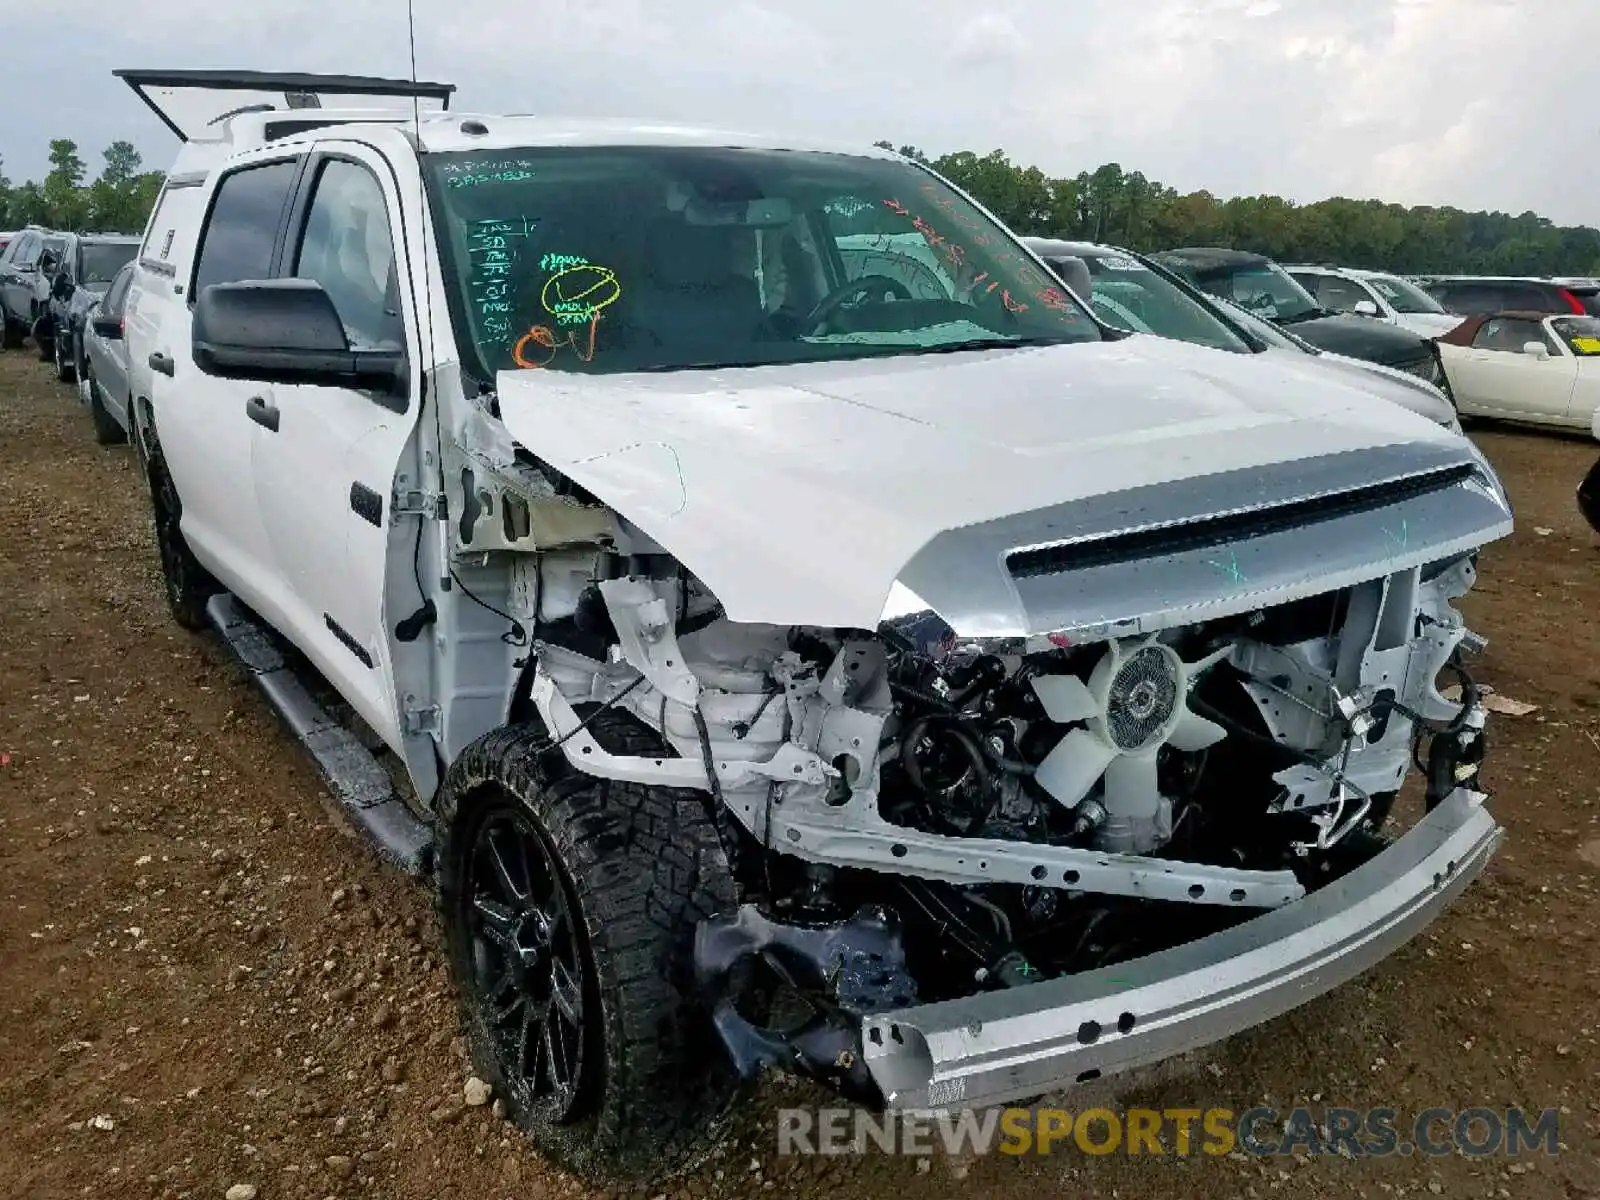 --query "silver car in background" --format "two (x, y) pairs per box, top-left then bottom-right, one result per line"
(77, 261), (135, 445)
(1023, 237), (1461, 432)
